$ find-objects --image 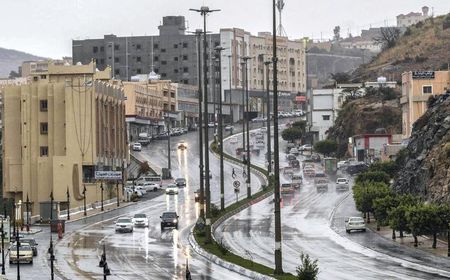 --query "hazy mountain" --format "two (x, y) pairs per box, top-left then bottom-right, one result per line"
(0, 47), (46, 78)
